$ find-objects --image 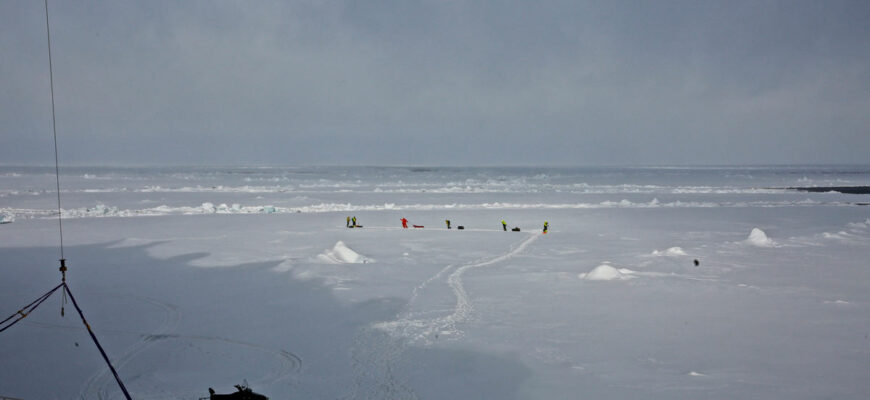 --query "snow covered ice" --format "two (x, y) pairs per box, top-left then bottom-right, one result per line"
(2, 166), (870, 399)
(746, 227), (777, 247)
